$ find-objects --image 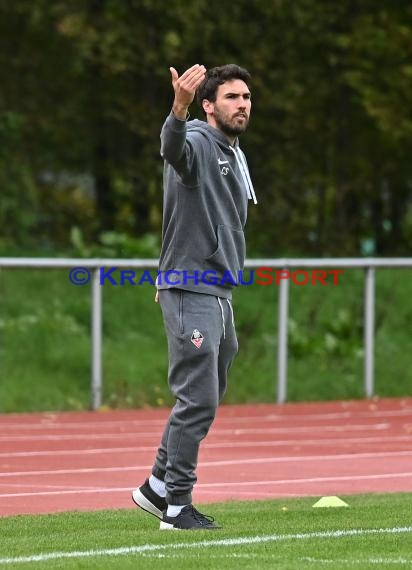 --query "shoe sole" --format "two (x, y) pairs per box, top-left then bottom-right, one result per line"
(132, 489), (163, 519)
(159, 521), (221, 531)
(159, 521), (180, 530)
